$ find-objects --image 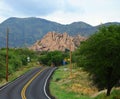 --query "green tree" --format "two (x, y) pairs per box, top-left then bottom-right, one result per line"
(76, 25), (120, 96)
(38, 51), (68, 66)
(0, 48), (38, 80)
